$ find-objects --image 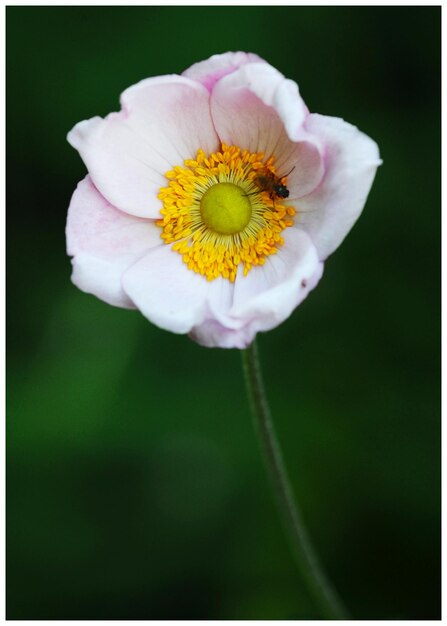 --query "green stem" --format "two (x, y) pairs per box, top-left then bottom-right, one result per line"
(241, 339), (348, 620)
